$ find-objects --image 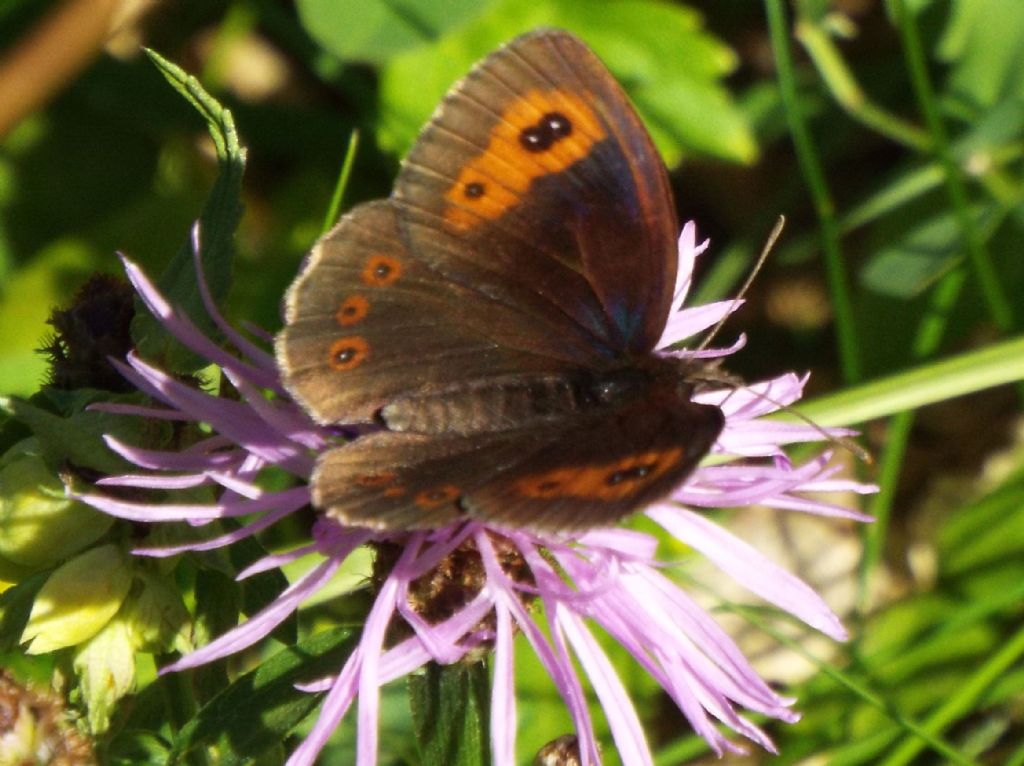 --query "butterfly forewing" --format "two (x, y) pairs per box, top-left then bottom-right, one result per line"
(276, 201), (605, 425)
(395, 29), (679, 355)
